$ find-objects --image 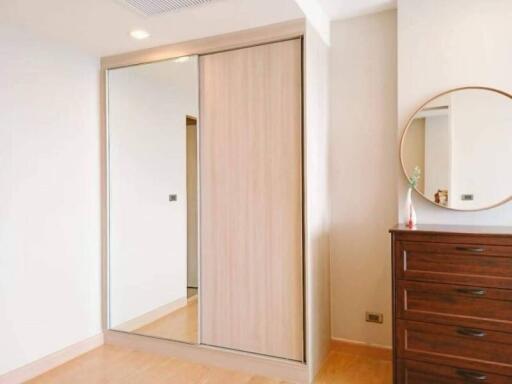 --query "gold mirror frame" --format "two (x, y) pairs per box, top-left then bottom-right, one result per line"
(399, 86), (512, 212)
